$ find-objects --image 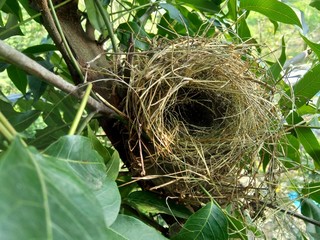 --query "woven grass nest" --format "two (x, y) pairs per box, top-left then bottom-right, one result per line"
(125, 38), (279, 207)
